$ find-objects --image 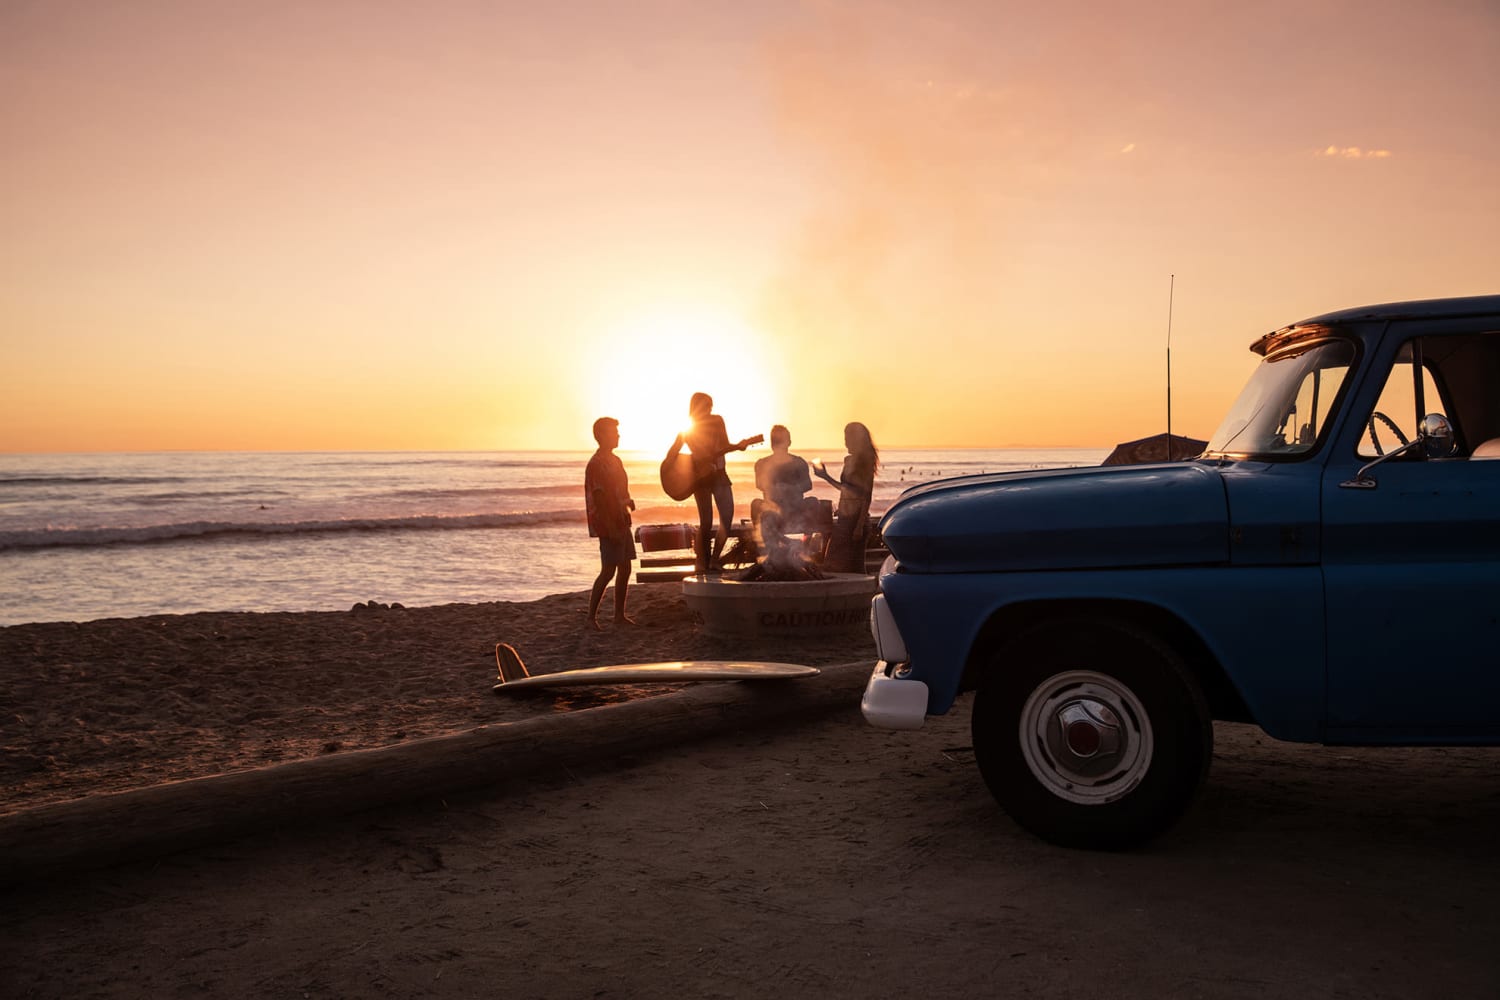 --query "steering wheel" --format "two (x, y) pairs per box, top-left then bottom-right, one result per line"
(1368, 411), (1410, 456)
